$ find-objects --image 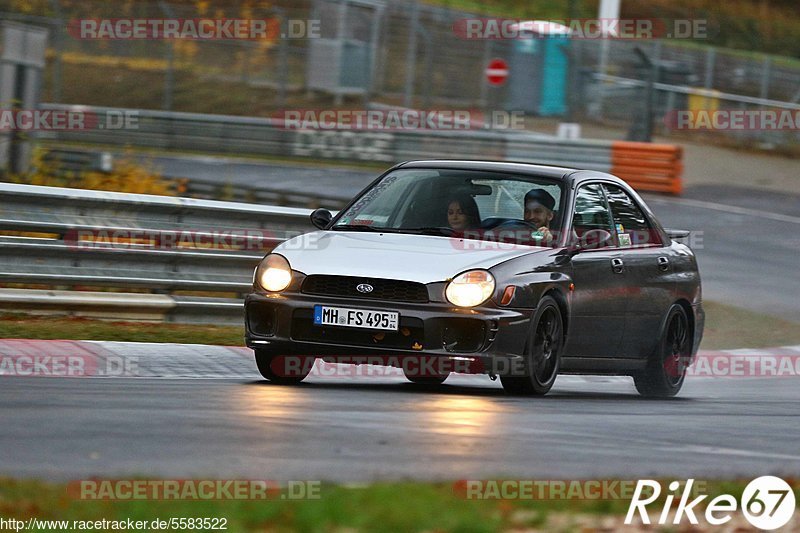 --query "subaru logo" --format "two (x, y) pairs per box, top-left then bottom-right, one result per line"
(356, 283), (374, 294)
